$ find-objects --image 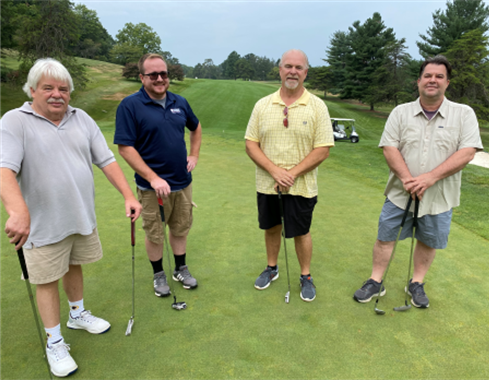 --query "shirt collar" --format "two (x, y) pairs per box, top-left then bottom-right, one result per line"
(414, 97), (448, 119)
(139, 86), (175, 105)
(272, 88), (310, 106)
